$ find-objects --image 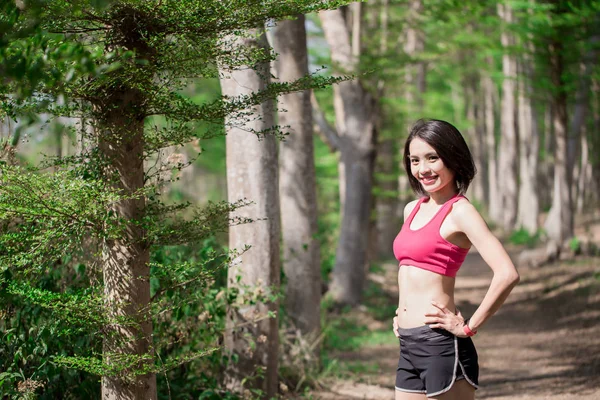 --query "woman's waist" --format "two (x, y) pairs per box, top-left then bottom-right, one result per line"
(397, 290), (456, 329)
(396, 300), (457, 325)
(398, 264), (456, 292)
